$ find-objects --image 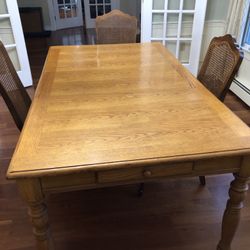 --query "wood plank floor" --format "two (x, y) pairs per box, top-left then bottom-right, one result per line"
(1, 27), (250, 250)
